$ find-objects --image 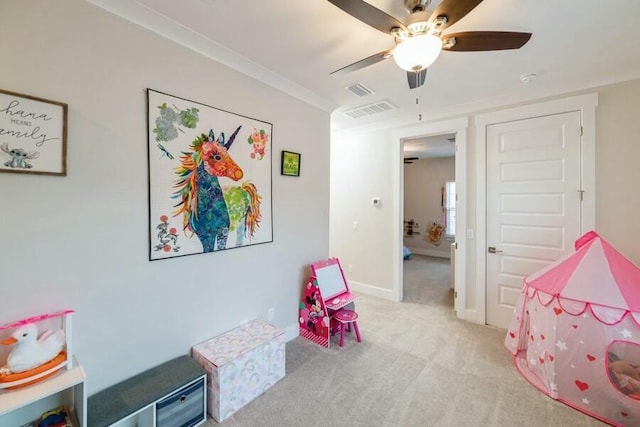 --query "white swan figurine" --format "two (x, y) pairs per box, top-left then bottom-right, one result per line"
(1, 323), (65, 373)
